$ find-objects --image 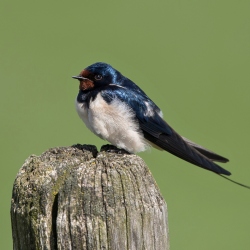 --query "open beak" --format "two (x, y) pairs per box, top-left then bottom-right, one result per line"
(72, 76), (88, 81)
